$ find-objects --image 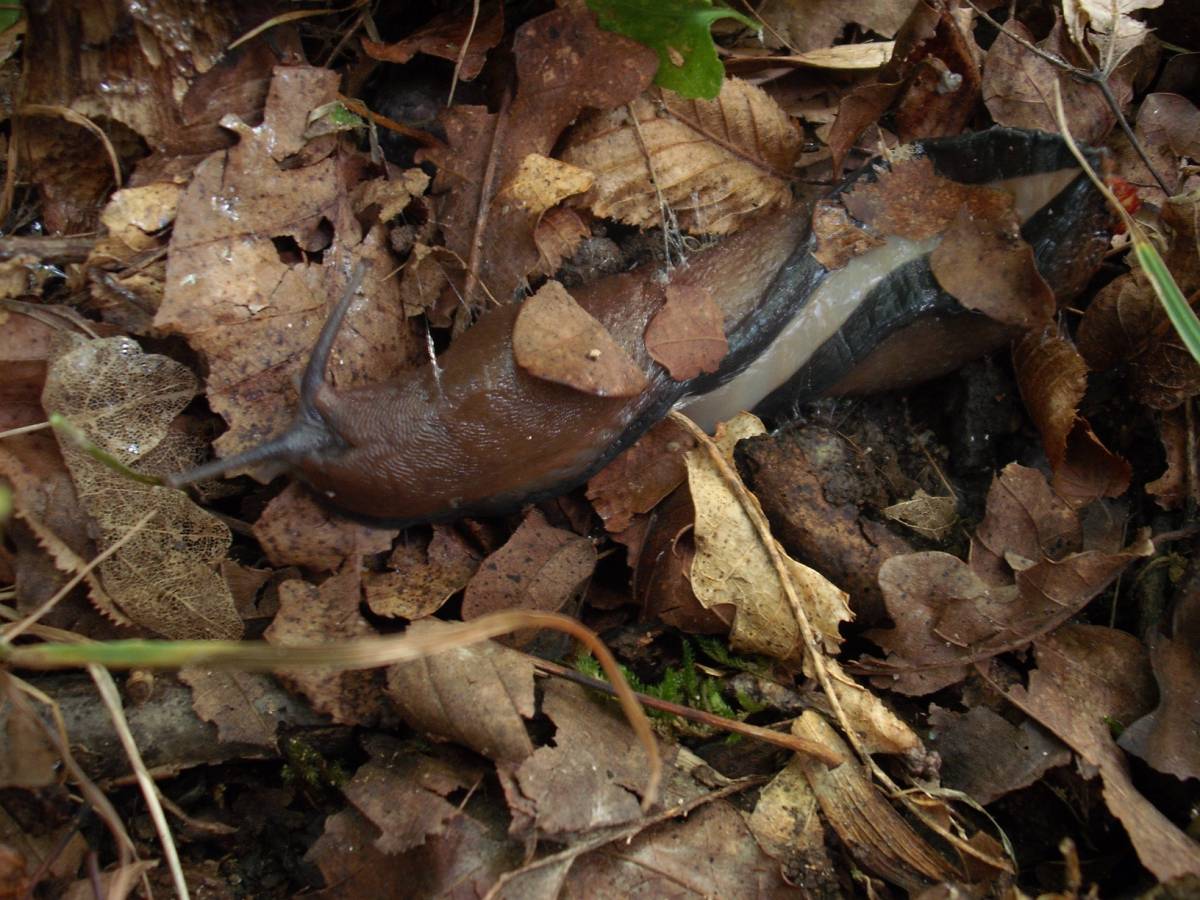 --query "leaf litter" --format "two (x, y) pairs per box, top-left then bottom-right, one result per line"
(3, 0), (1200, 895)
